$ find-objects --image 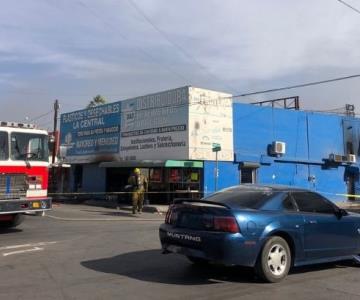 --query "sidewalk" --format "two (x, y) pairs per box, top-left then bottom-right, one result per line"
(53, 197), (169, 214)
(48, 203), (166, 221)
